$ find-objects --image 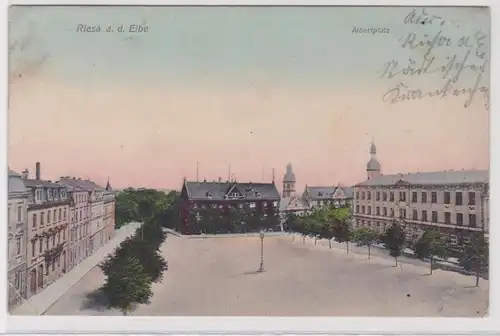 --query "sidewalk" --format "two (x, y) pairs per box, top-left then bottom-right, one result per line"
(11, 222), (141, 316)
